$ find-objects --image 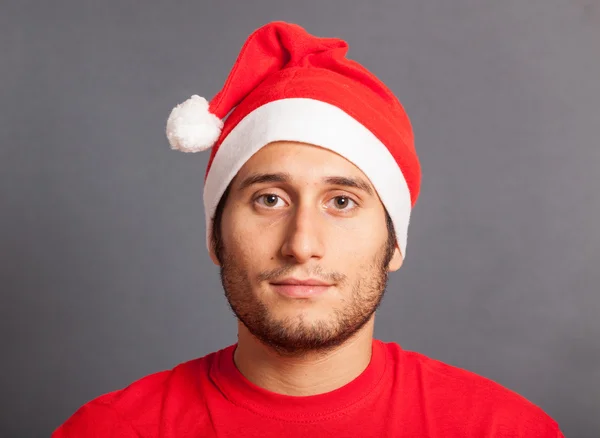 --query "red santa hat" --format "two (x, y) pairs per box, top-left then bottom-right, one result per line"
(166, 21), (421, 258)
